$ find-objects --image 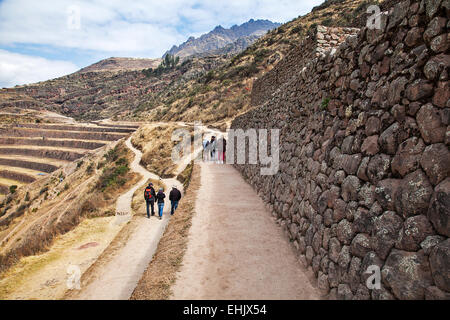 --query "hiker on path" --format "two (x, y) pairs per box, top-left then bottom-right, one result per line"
(169, 185), (182, 215)
(210, 136), (216, 161)
(217, 137), (227, 163)
(156, 188), (166, 220)
(144, 182), (156, 218)
(203, 138), (210, 161)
